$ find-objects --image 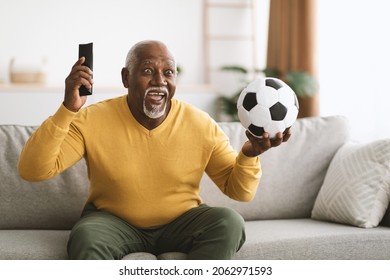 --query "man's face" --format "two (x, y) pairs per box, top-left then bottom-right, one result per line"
(123, 42), (177, 122)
